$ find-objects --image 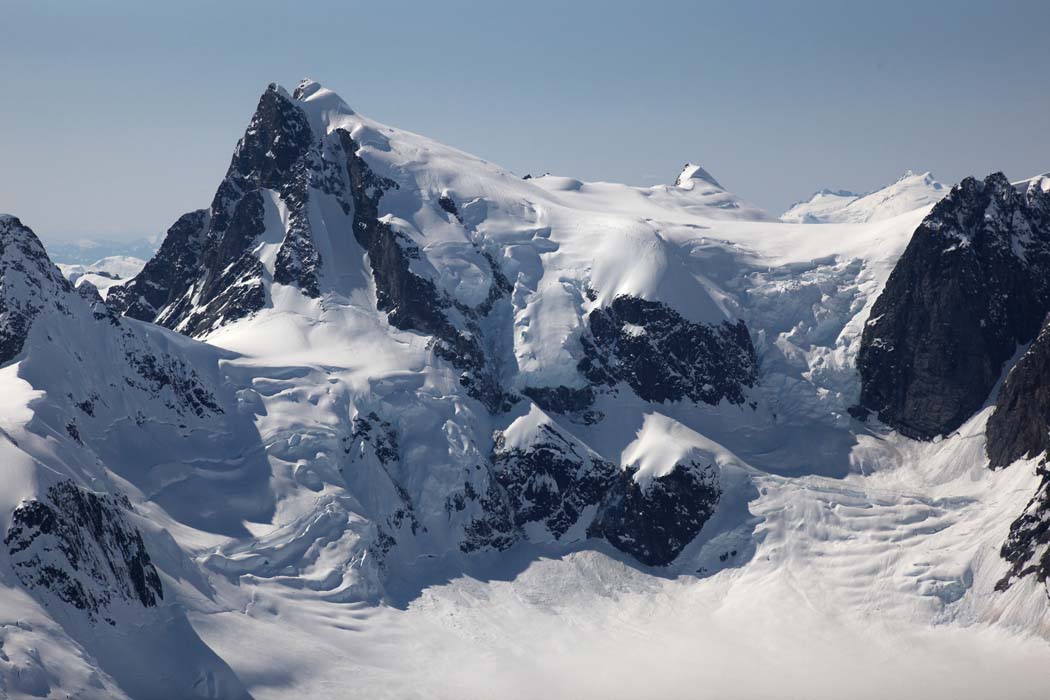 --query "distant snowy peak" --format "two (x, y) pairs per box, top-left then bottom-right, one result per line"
(674, 162), (723, 190)
(662, 162), (770, 219)
(58, 255), (146, 298)
(782, 170), (946, 223)
(780, 189), (861, 223)
(815, 187), (861, 198)
(1014, 172), (1050, 195)
(43, 237), (158, 266)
